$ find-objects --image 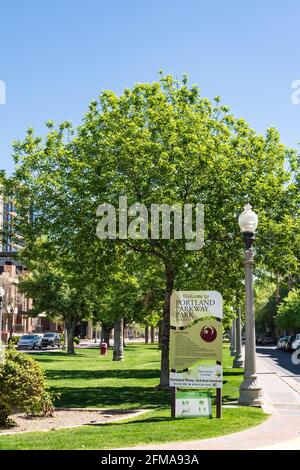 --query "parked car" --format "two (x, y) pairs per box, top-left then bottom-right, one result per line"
(283, 335), (296, 352)
(291, 334), (300, 351)
(41, 333), (61, 348)
(260, 336), (275, 345)
(17, 334), (42, 350)
(277, 336), (288, 350)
